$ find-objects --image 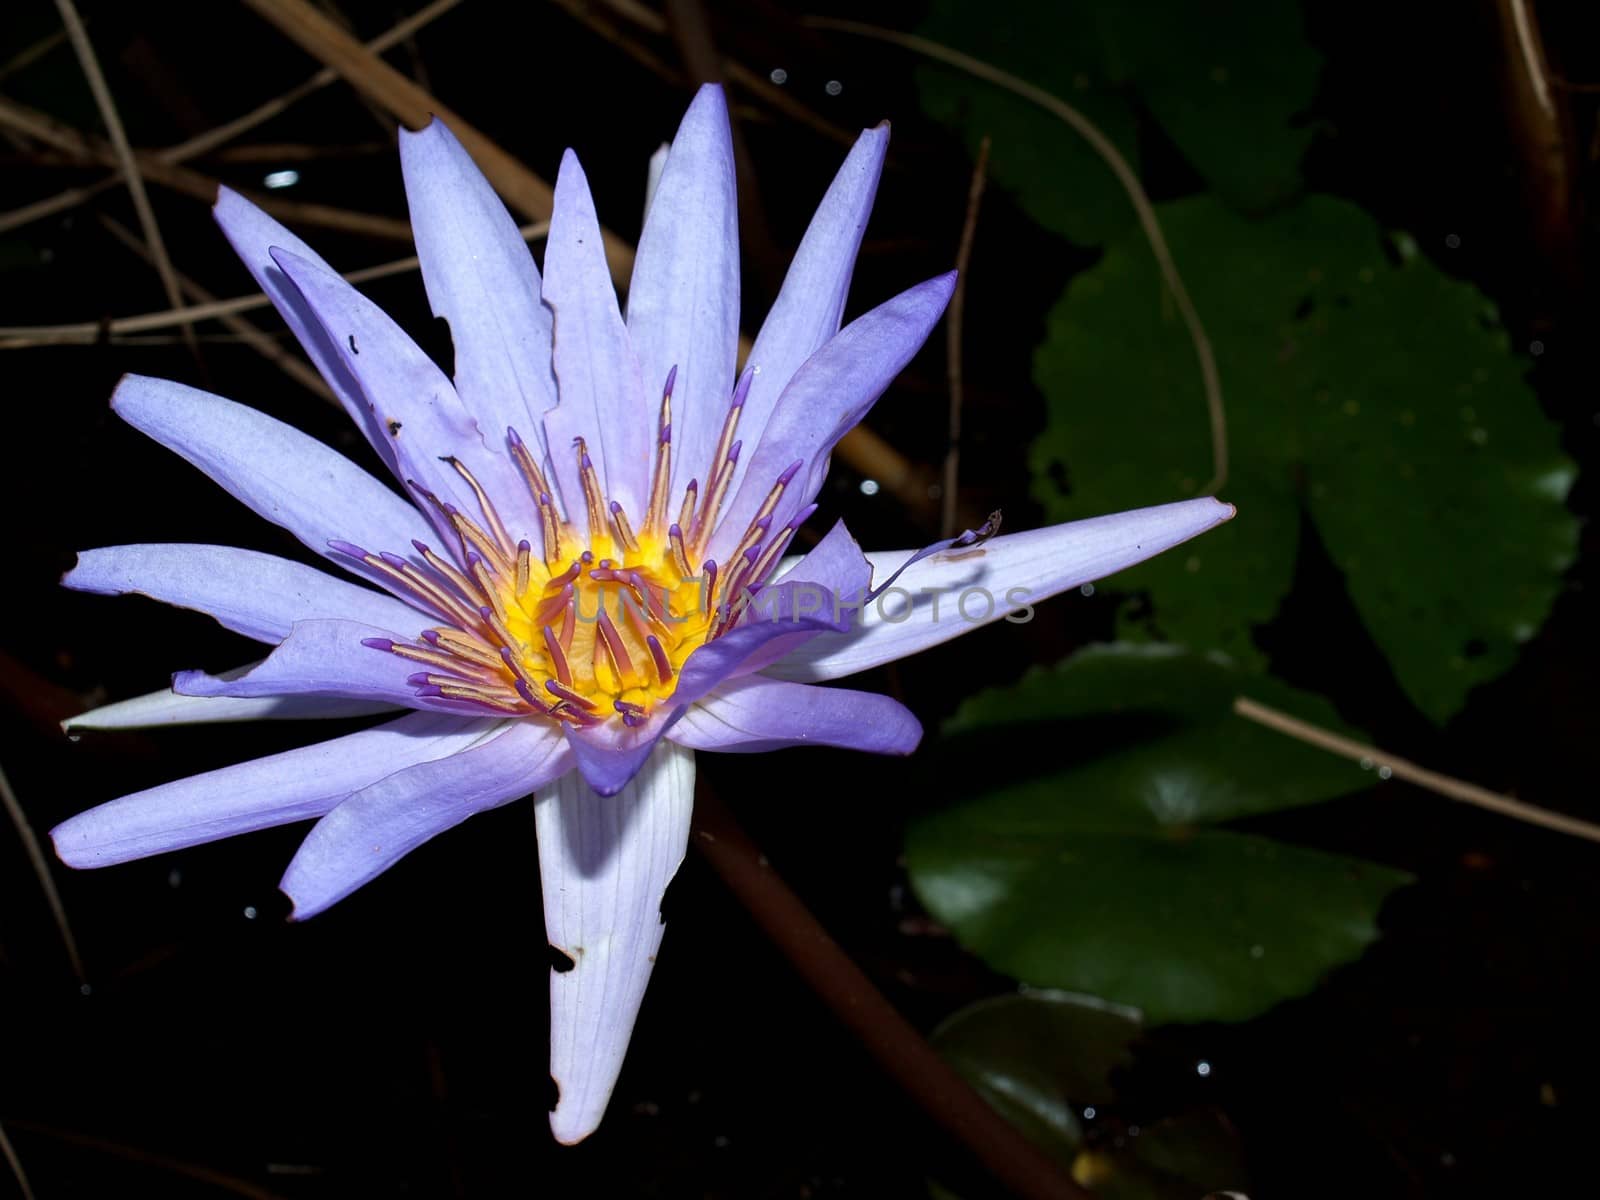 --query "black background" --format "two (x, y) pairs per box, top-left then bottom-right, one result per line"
(2, 2), (1598, 1196)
